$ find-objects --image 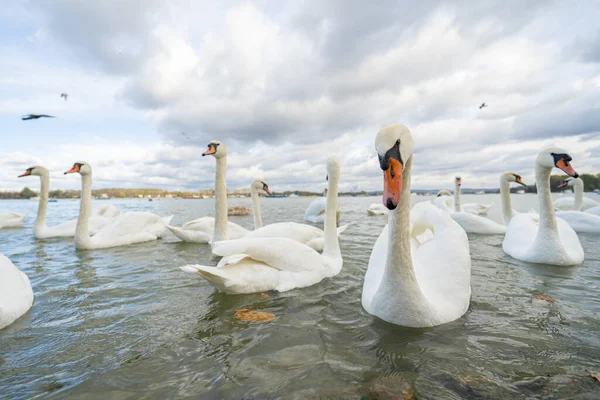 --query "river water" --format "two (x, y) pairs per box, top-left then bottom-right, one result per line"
(1, 194), (599, 399)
